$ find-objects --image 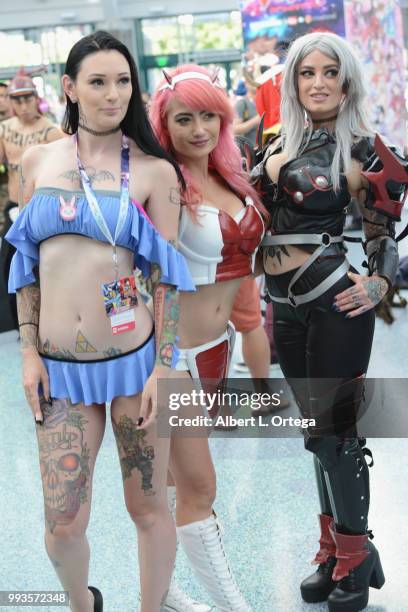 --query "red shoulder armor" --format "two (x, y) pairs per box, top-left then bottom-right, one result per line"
(362, 134), (408, 221)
